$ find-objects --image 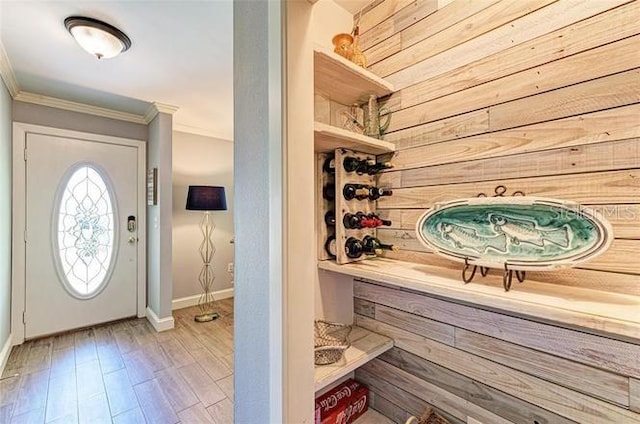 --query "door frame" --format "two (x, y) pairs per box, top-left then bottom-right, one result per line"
(11, 123), (147, 344)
